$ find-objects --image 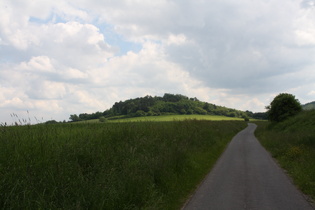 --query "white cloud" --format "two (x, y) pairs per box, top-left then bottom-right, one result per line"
(165, 34), (190, 46)
(19, 56), (54, 72)
(1, 0), (315, 124)
(294, 5), (315, 46)
(26, 81), (67, 100)
(63, 68), (88, 80)
(308, 91), (315, 96)
(296, 29), (315, 46)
